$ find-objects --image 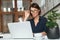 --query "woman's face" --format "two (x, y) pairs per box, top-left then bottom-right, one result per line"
(30, 7), (40, 18)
